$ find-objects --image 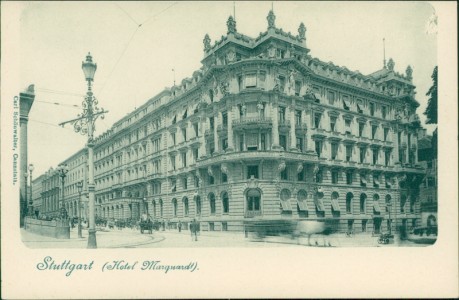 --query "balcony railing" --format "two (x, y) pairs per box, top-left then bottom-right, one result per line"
(233, 116), (272, 126)
(245, 210), (262, 218)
